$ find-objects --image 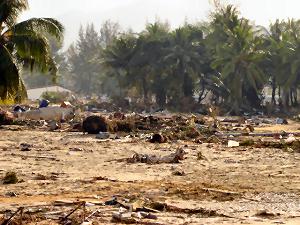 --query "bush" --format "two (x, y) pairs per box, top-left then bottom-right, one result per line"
(2, 172), (18, 184)
(41, 91), (69, 103)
